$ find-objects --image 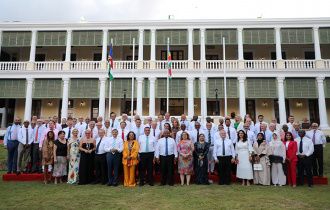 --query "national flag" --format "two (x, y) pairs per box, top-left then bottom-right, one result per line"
(168, 44), (172, 81)
(108, 43), (114, 81)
